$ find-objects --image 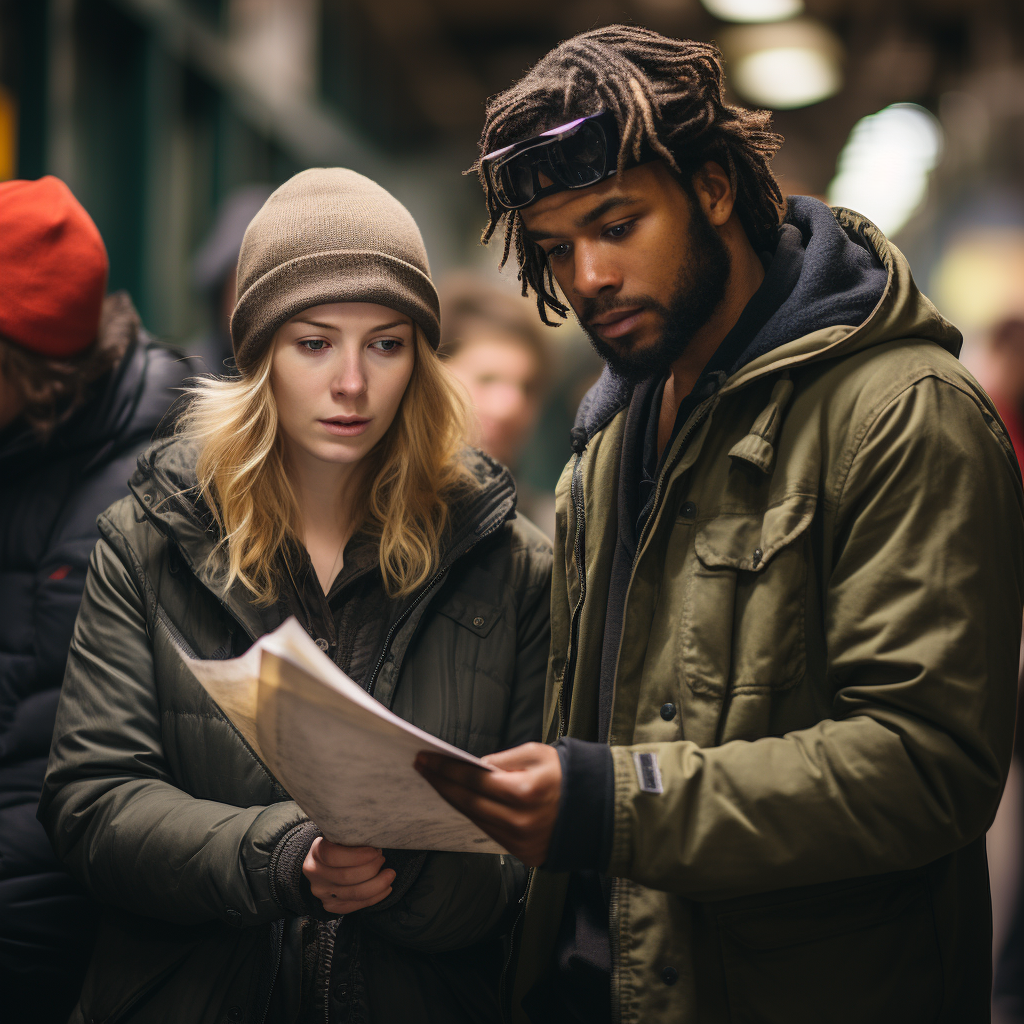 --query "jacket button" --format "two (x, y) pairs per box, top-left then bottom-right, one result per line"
(752, 547), (763, 568)
(660, 703), (676, 721)
(142, 493), (152, 504)
(680, 501), (697, 518)
(226, 1007), (244, 1022)
(472, 616), (485, 627)
(661, 965), (679, 985)
(315, 638), (329, 651)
